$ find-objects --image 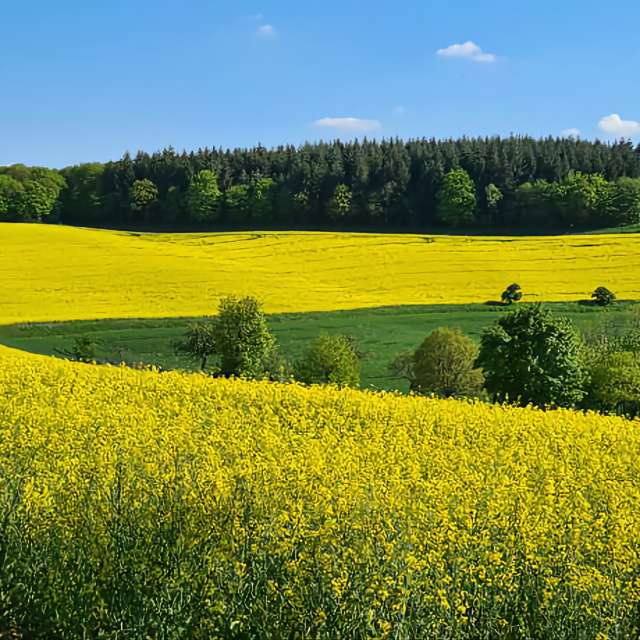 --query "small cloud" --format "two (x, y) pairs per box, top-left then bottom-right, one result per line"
(392, 106), (406, 116)
(598, 113), (640, 137)
(249, 13), (264, 21)
(436, 41), (497, 63)
(257, 24), (276, 37)
(561, 128), (581, 138)
(314, 117), (381, 133)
